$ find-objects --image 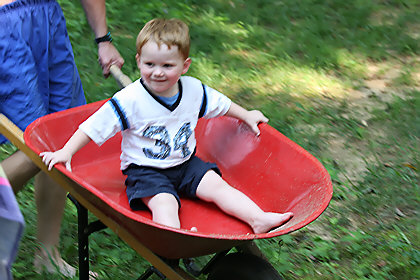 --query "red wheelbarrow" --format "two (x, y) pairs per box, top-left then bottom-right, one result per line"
(0, 67), (332, 280)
